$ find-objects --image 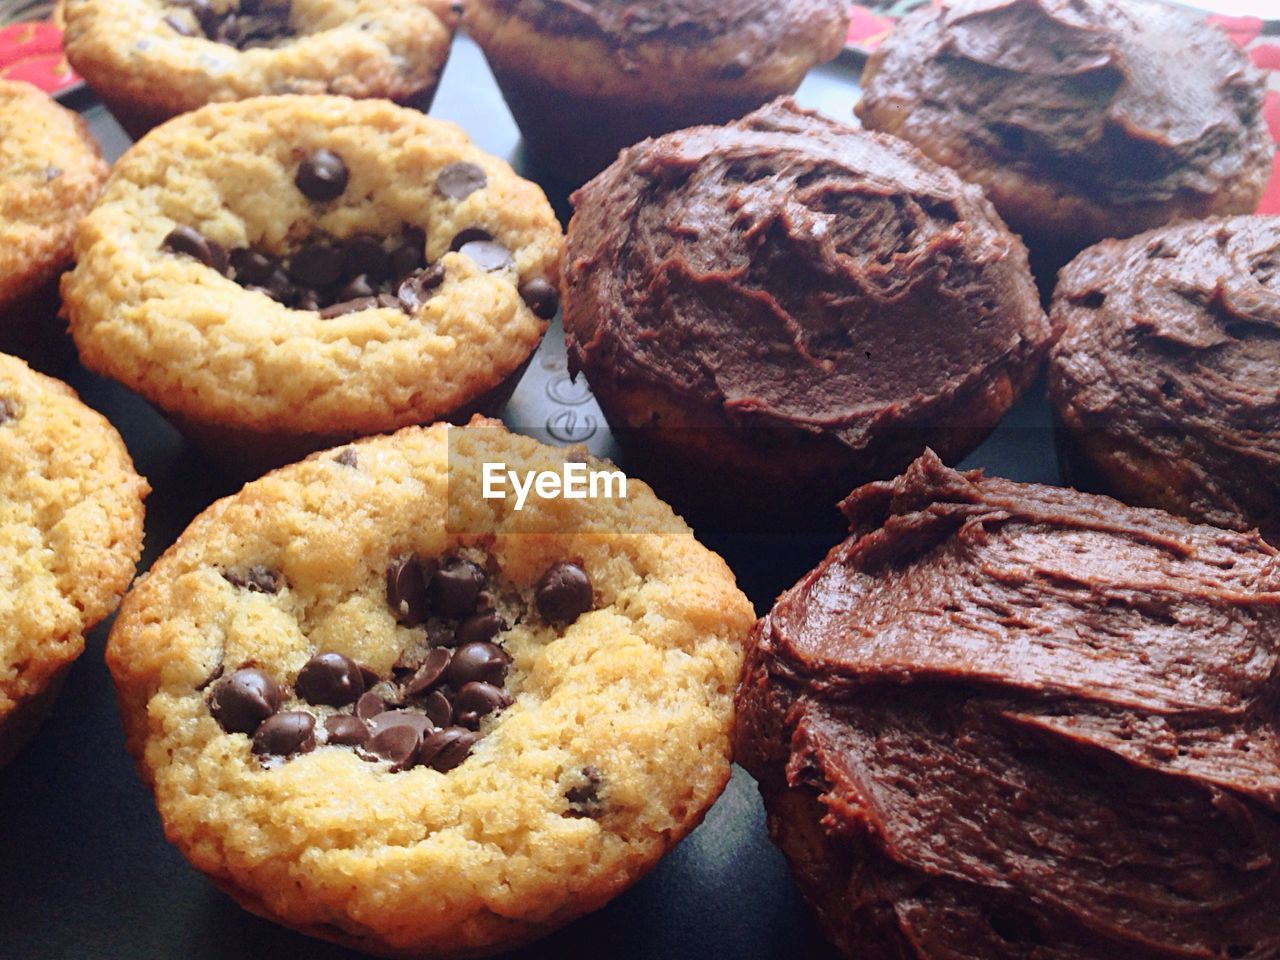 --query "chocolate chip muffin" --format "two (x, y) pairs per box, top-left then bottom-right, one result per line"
(0, 352), (148, 768)
(107, 419), (752, 957)
(63, 95), (562, 476)
(563, 98), (1052, 530)
(856, 0), (1273, 271)
(464, 0), (851, 183)
(0, 79), (109, 370)
(62, 0), (460, 139)
(1049, 215), (1280, 543)
(735, 450), (1280, 960)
